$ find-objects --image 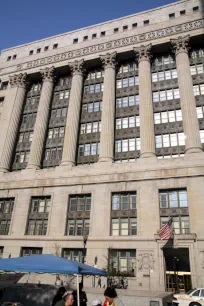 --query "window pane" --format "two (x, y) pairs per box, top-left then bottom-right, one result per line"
(130, 194), (136, 209)
(121, 218), (128, 236)
(160, 193), (168, 208)
(112, 194), (120, 210)
(121, 195), (129, 210)
(179, 190), (188, 207)
(169, 191), (178, 208)
(122, 139), (128, 152)
(112, 219), (119, 236)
